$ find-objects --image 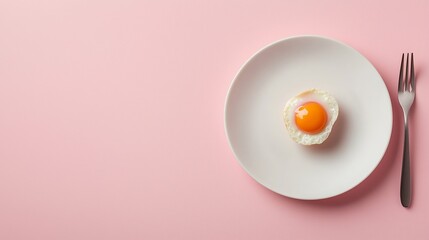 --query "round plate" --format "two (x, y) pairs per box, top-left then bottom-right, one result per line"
(225, 36), (392, 200)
